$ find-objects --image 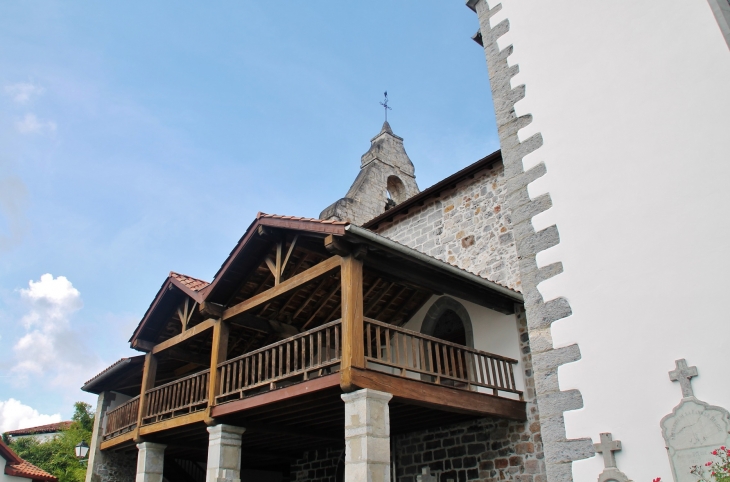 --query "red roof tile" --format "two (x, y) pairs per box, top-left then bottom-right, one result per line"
(5, 422), (72, 436)
(0, 439), (57, 481)
(257, 212), (348, 225)
(6, 460), (58, 481)
(169, 272), (210, 292)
